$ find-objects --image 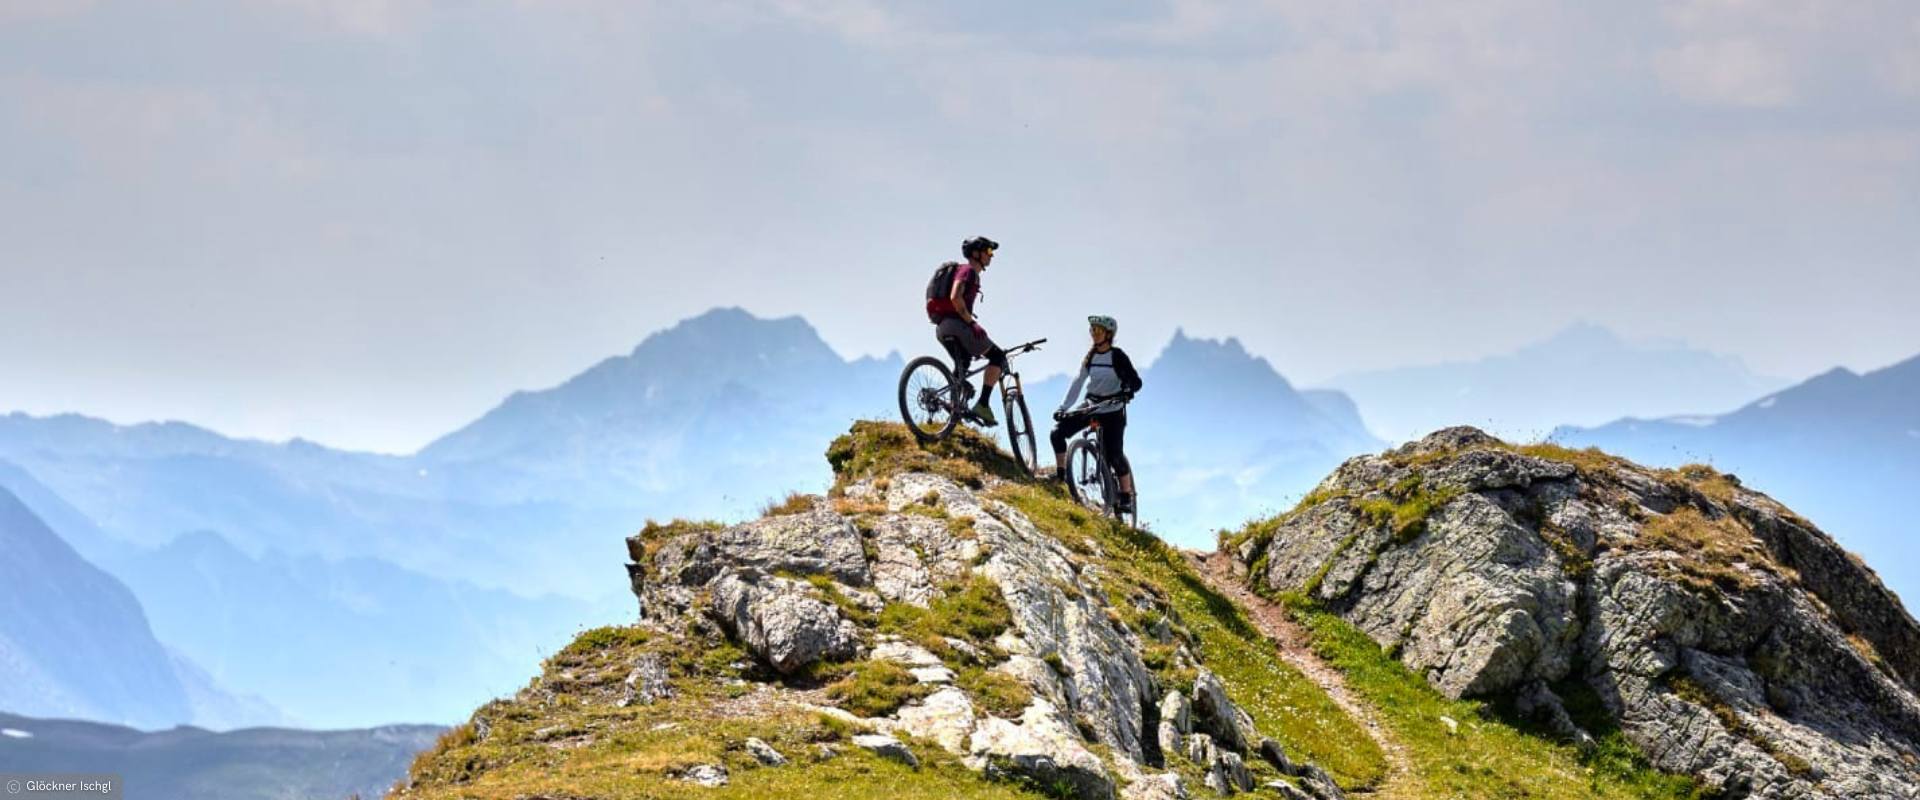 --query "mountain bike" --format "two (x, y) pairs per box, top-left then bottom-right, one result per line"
(897, 337), (1046, 475)
(1061, 411), (1137, 527)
